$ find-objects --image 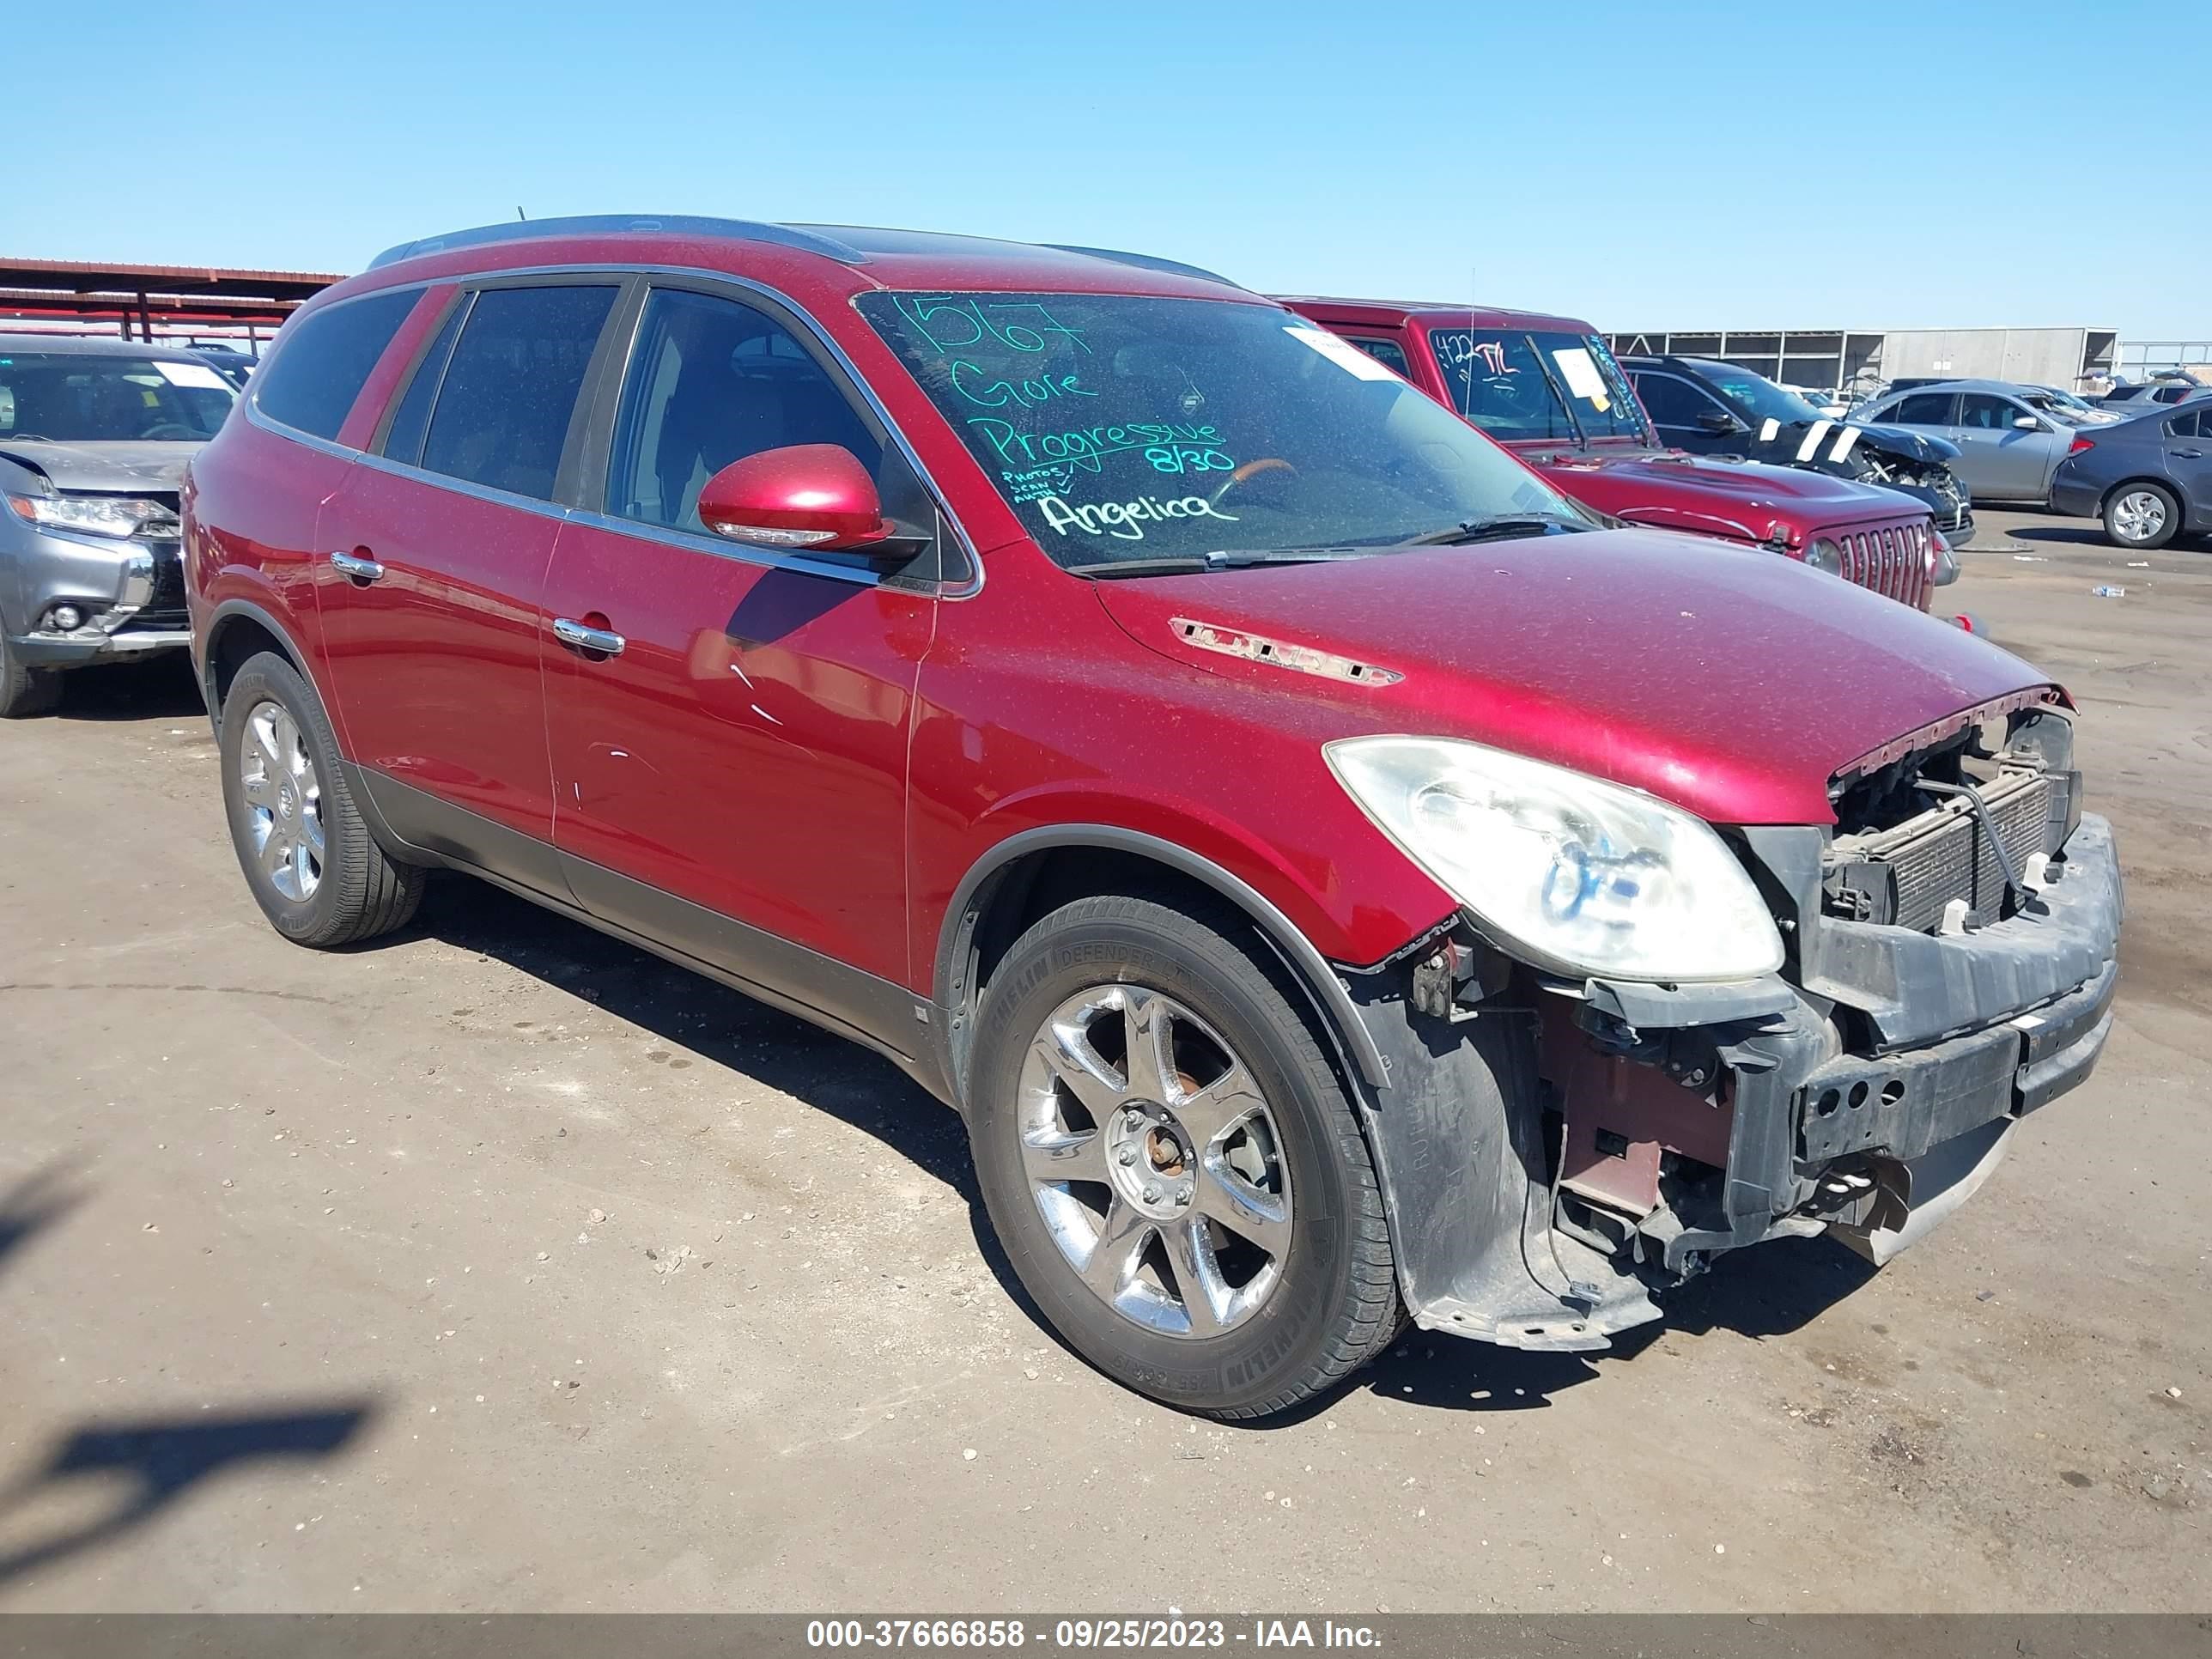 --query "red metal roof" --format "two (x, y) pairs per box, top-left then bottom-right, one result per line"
(1, 257), (343, 297)
(0, 258), (343, 331)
